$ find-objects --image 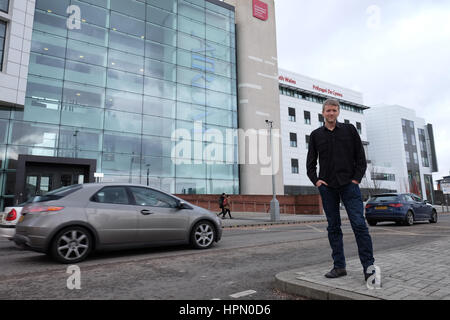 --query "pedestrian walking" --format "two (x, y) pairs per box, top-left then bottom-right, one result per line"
(218, 193), (226, 217)
(222, 194), (233, 219)
(306, 98), (376, 282)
